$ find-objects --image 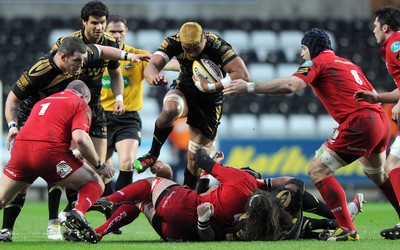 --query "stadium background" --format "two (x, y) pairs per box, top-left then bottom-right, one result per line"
(0, 0), (397, 200)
